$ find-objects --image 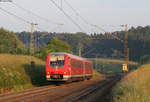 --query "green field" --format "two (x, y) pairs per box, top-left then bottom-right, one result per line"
(113, 64), (150, 102)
